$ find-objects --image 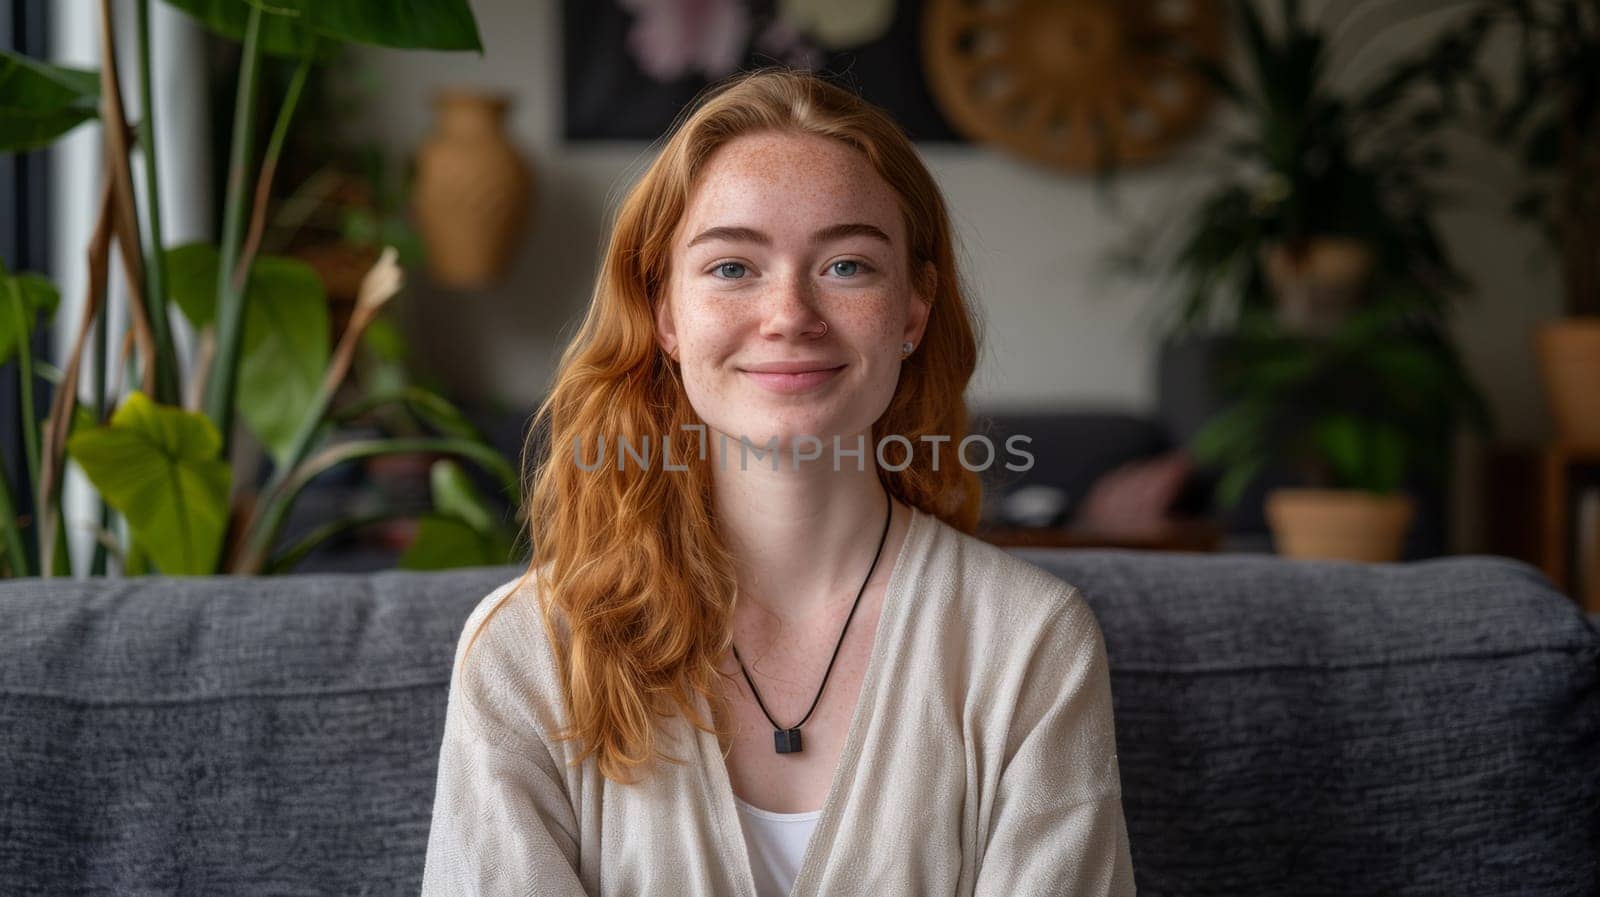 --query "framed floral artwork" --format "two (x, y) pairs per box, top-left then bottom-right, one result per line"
(563, 0), (964, 142)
